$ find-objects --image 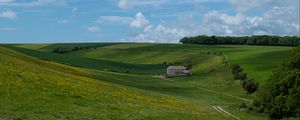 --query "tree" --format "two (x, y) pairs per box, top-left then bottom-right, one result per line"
(52, 48), (70, 54)
(242, 79), (259, 94)
(230, 64), (243, 75)
(255, 46), (300, 119)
